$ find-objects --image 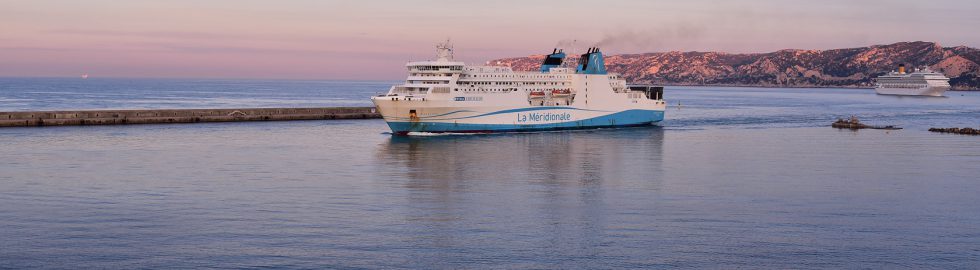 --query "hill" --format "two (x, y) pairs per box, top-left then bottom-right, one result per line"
(492, 42), (980, 90)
